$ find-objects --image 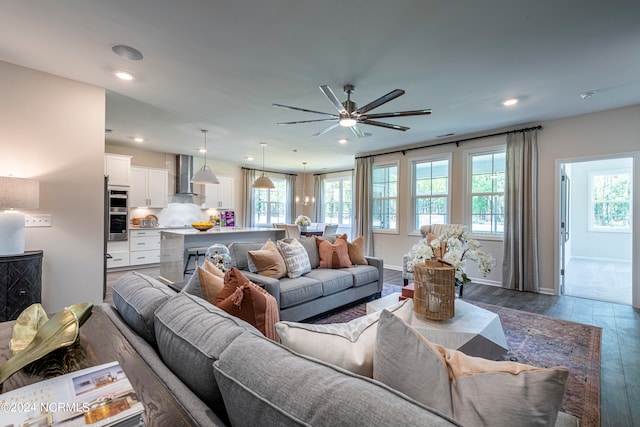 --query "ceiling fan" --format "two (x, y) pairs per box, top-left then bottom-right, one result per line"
(273, 84), (432, 138)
